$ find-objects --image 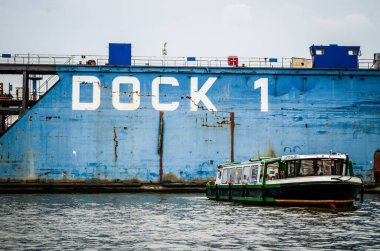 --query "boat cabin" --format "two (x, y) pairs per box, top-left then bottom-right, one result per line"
(215, 154), (352, 185)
